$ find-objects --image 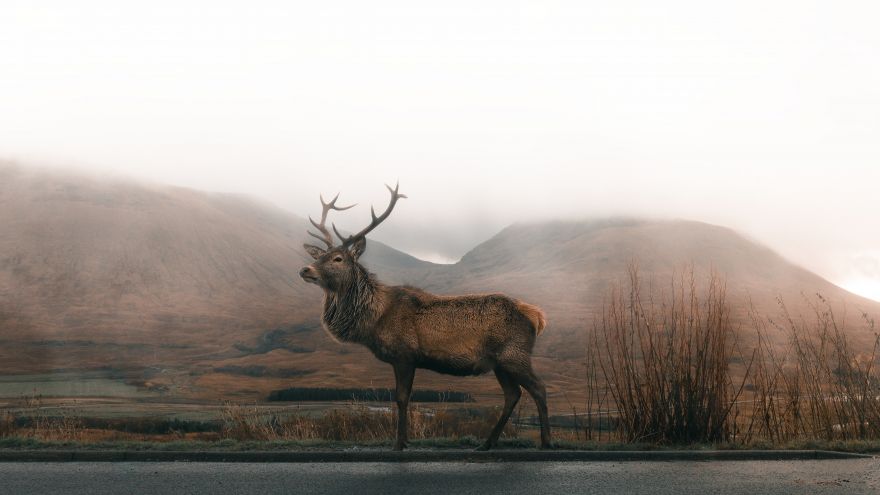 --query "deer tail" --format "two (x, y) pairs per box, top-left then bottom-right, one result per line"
(515, 301), (547, 336)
